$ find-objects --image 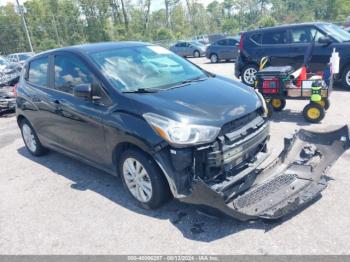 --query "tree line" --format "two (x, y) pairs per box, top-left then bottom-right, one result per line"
(0, 0), (349, 54)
